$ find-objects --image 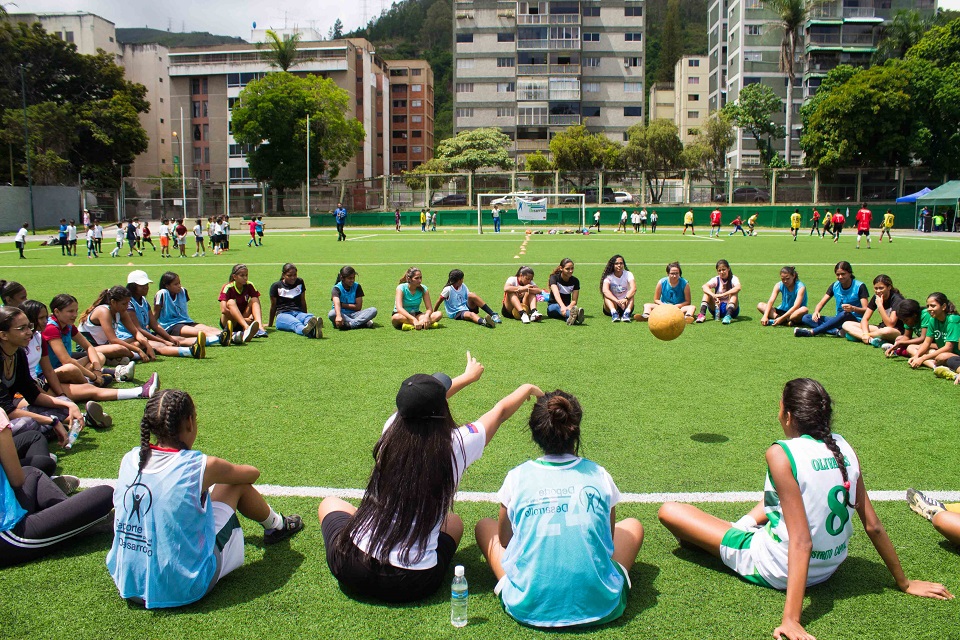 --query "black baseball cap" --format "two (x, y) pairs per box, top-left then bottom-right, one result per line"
(396, 372), (453, 420)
